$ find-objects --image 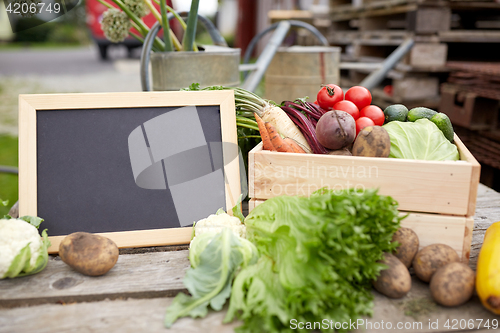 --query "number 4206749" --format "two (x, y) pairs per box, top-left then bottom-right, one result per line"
(444, 318), (498, 330)
(6, 2), (61, 15)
